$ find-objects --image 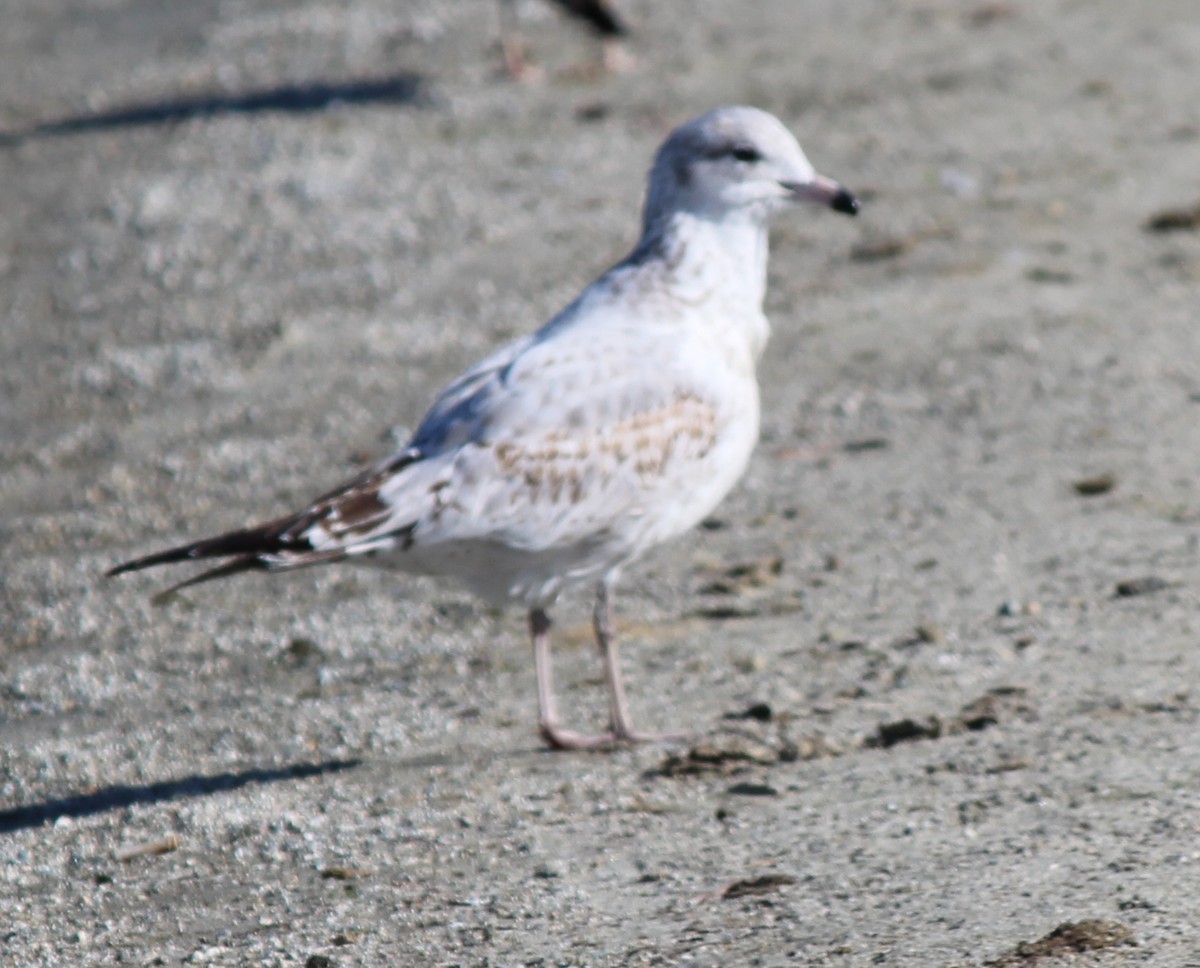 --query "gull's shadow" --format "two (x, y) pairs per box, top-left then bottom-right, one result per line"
(0, 70), (427, 147)
(0, 757), (361, 834)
